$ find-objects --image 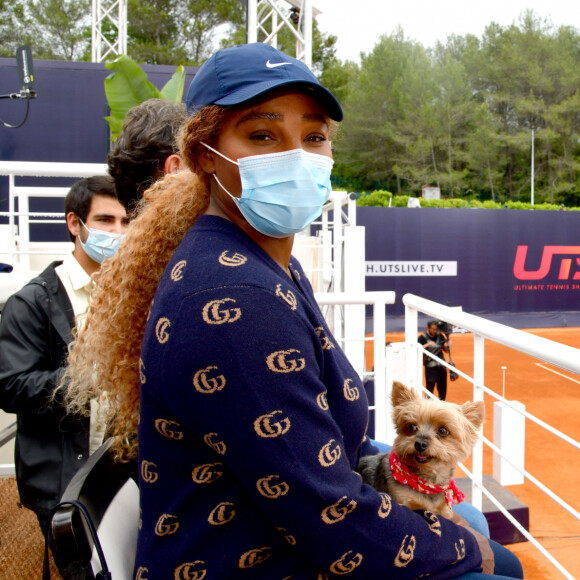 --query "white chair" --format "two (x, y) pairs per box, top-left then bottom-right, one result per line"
(49, 438), (139, 579)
